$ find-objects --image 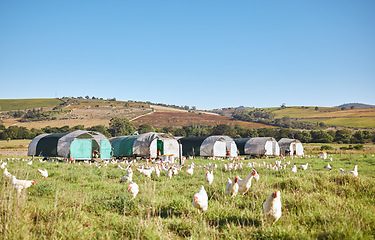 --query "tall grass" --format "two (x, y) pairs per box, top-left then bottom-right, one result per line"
(1, 155), (375, 239)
